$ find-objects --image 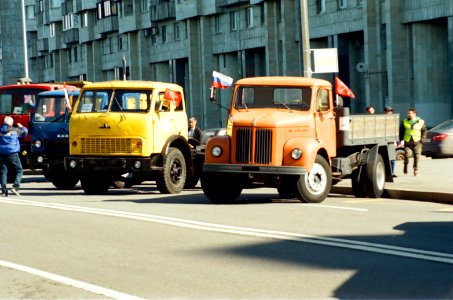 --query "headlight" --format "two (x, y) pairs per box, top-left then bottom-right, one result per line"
(291, 148), (303, 160)
(37, 156), (44, 163)
(133, 160), (142, 169)
(34, 140), (42, 148)
(69, 160), (77, 168)
(211, 146), (222, 157)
